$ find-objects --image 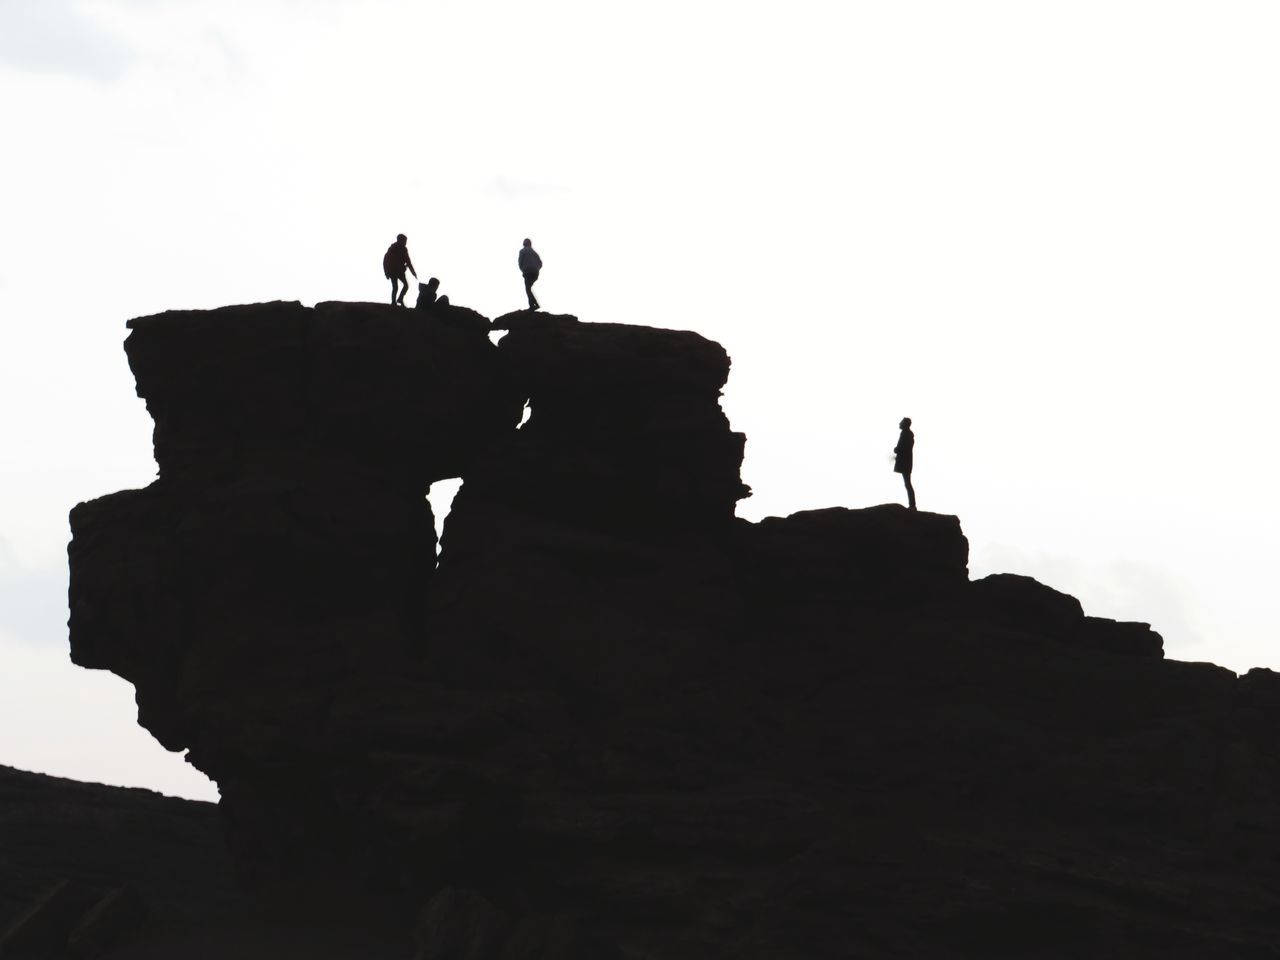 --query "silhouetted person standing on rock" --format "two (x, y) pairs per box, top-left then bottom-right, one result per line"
(383, 234), (417, 307)
(518, 238), (542, 310)
(894, 417), (916, 511)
